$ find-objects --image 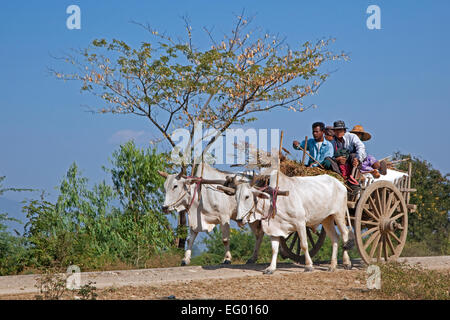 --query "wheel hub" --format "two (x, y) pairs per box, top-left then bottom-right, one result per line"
(380, 218), (397, 233)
